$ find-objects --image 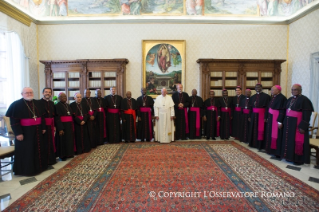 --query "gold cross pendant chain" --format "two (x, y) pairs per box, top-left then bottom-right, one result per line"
(24, 100), (37, 121)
